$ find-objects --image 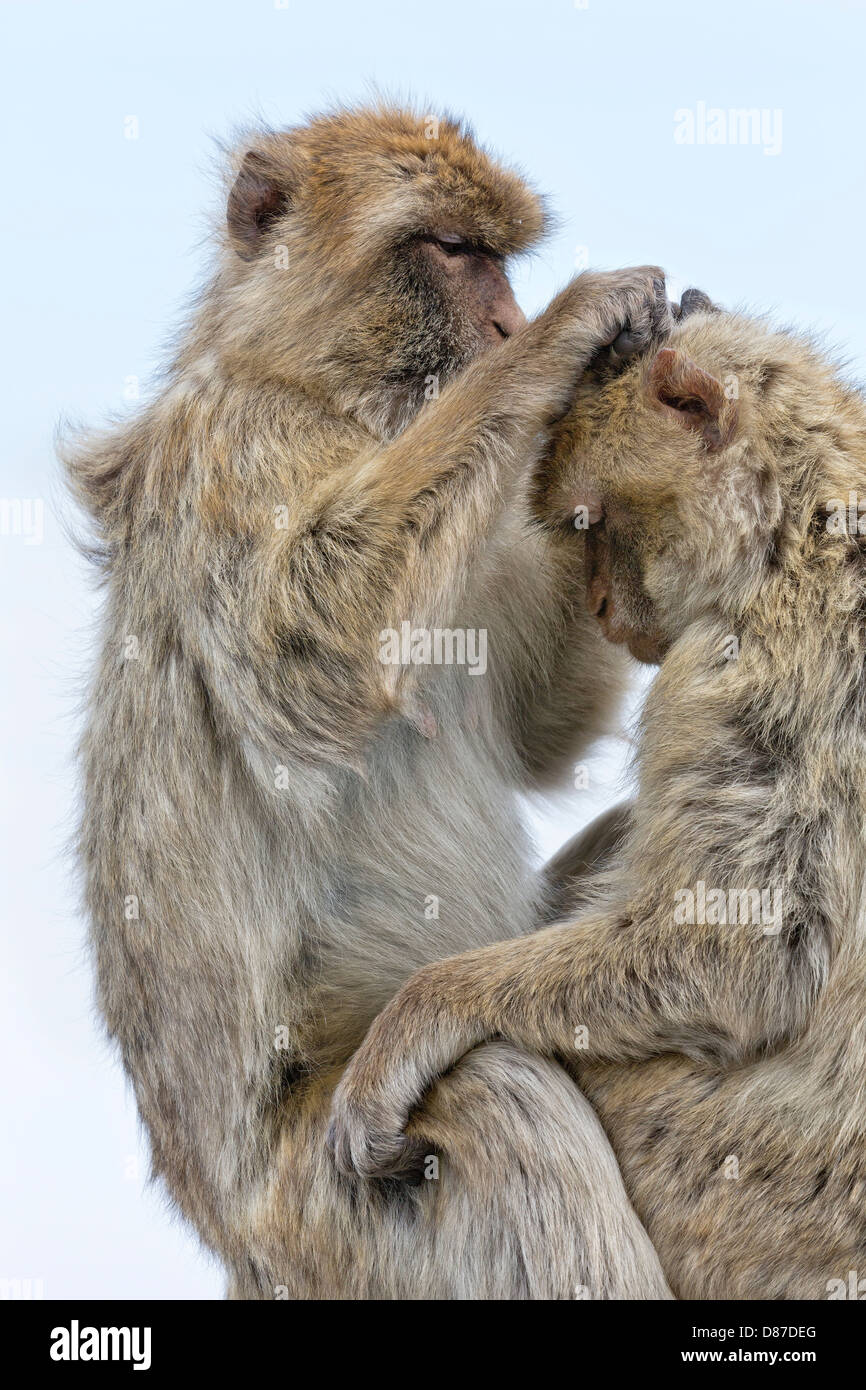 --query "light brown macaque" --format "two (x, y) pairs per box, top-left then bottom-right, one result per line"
(330, 302), (866, 1299)
(63, 103), (676, 1298)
